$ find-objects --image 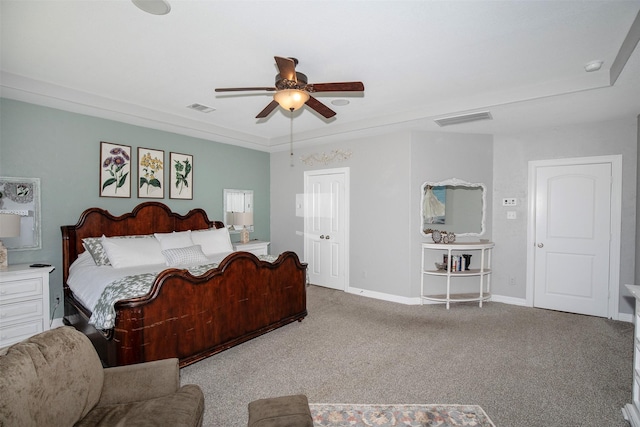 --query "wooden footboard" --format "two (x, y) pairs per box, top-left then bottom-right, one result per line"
(65, 251), (307, 367)
(61, 202), (307, 367)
